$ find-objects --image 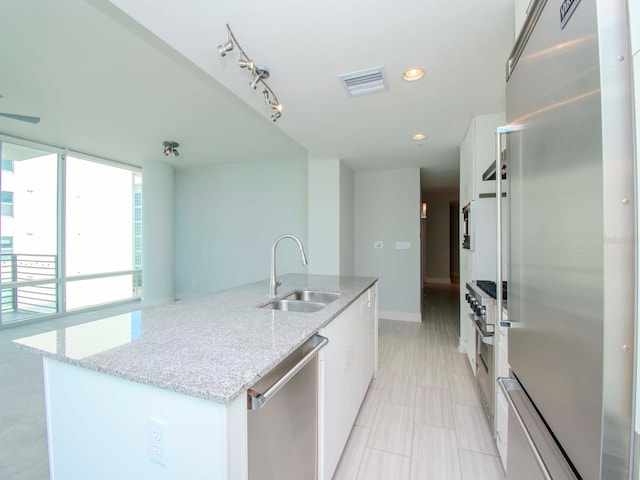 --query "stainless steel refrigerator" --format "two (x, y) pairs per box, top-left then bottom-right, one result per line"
(497, 0), (635, 479)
